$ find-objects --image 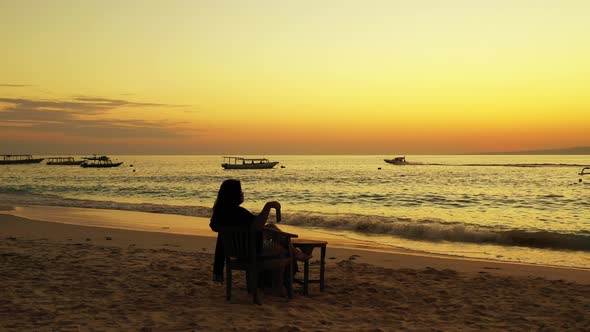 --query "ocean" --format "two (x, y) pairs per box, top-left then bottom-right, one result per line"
(1, 155), (589, 268)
